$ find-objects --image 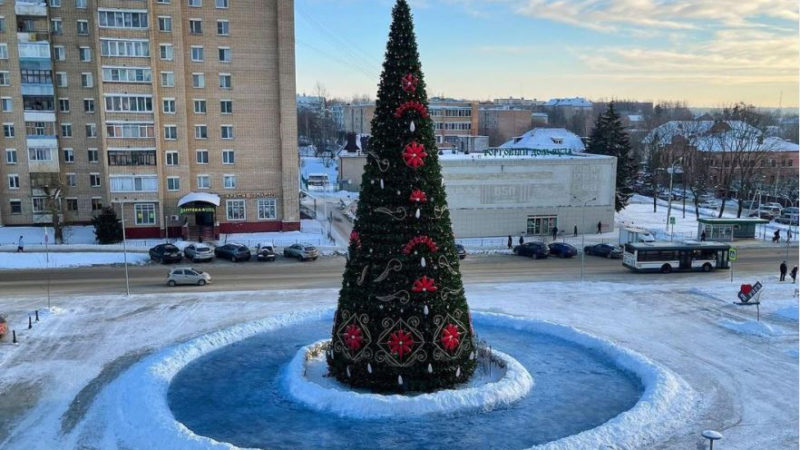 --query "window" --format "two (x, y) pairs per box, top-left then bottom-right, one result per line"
(223, 174), (236, 189)
(220, 125), (233, 139)
(196, 149), (208, 163)
(26, 121), (55, 136)
(197, 174), (210, 189)
(1, 97), (10, 112)
(76, 0), (87, 8)
(258, 198), (277, 220)
(160, 71), (174, 87)
(193, 99), (206, 113)
(0, 18), (4, 33)
(77, 20), (89, 35)
(191, 46), (204, 62)
(51, 0), (62, 6)
(60, 123), (72, 137)
(166, 151), (178, 165)
(90, 173), (101, 187)
(83, 99), (95, 113)
(32, 197), (47, 213)
(134, 204), (156, 225)
(66, 173), (76, 186)
(102, 67), (152, 83)
(220, 100), (232, 114)
(91, 198), (102, 211)
(108, 150), (156, 166)
(167, 177), (180, 191)
(217, 20), (229, 36)
(157, 0), (170, 3)
(164, 125), (177, 140)
(66, 198), (78, 212)
(10, 200), (21, 214)
(158, 16), (172, 32)
(104, 95), (153, 112)
(162, 98), (176, 113)
(189, 19), (202, 34)
(3, 123), (13, 137)
(56, 72), (68, 87)
(97, 10), (148, 29)
(160, 43), (173, 60)
(53, 46), (65, 61)
(85, 123), (97, 138)
(5, 148), (16, 164)
(0, 44), (7, 60)
(63, 148), (73, 163)
(215, 0), (228, 8)
(189, 0), (202, 7)
(219, 73), (232, 89)
(101, 39), (149, 57)
(194, 124), (207, 139)
(79, 47), (91, 62)
(110, 175), (157, 192)
(222, 149), (234, 164)
(0, 72), (8, 85)
(218, 47), (231, 62)
(106, 121), (155, 138)
(28, 147), (52, 160)
(88, 148), (98, 163)
(226, 199), (245, 220)
(192, 73), (205, 88)
(51, 18), (62, 35)
(8, 174), (18, 189)
(81, 72), (93, 88)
